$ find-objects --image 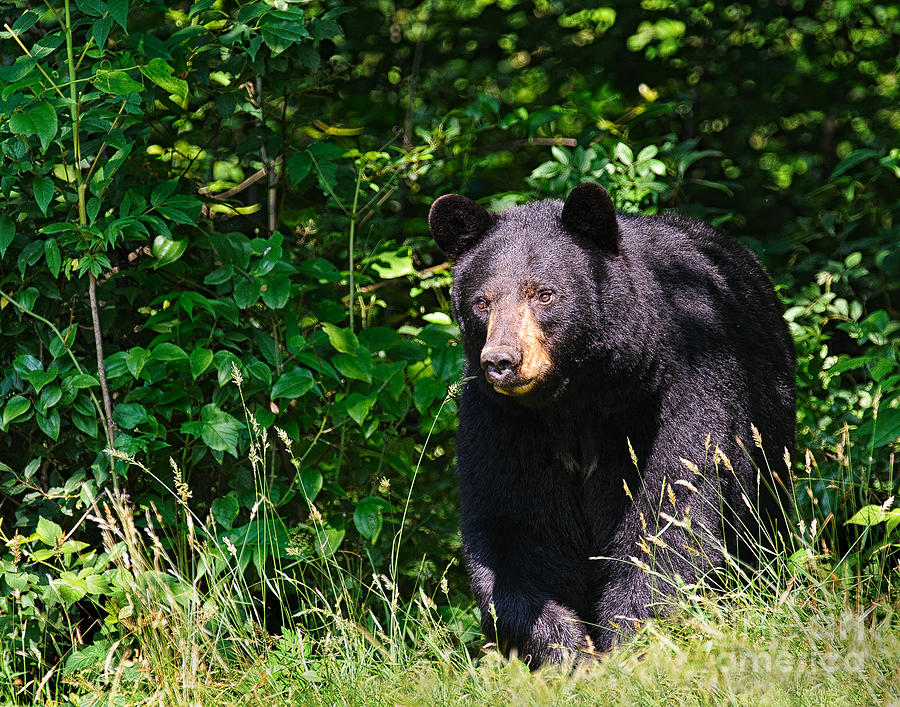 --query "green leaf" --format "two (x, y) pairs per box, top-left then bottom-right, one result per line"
(260, 273), (291, 309)
(830, 149), (881, 180)
(93, 70), (144, 95)
(92, 15), (113, 50)
(298, 468), (323, 504)
(271, 367), (315, 400)
(125, 347), (150, 378)
(28, 102), (58, 152)
(321, 323), (359, 354)
(36, 409), (61, 440)
(233, 276), (260, 308)
(33, 176), (54, 215)
(332, 353), (373, 383)
(211, 495), (239, 530)
(26, 368), (57, 394)
(3, 396), (31, 427)
(856, 408), (900, 449)
(75, 0), (106, 17)
(113, 403), (148, 430)
(197, 403), (242, 456)
(298, 258), (342, 283)
(0, 216), (14, 258)
(36, 516), (63, 546)
(140, 58), (188, 103)
(152, 235), (187, 268)
(10, 112), (34, 136)
(371, 247), (414, 279)
(286, 151), (312, 187)
(314, 522), (345, 558)
(190, 348), (214, 378)
(344, 392), (376, 426)
(44, 238), (61, 278)
(260, 10), (311, 55)
(353, 497), (389, 543)
(150, 343), (188, 361)
(68, 373), (99, 388)
(108, 0), (128, 30)
(845, 505), (885, 527)
(72, 409), (98, 437)
(414, 377), (446, 413)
